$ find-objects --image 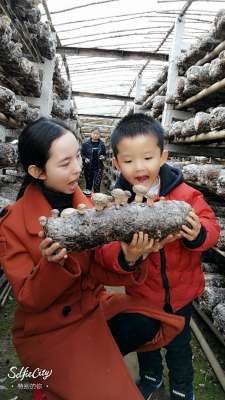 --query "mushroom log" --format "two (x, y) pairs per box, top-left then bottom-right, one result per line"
(40, 199), (192, 252)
